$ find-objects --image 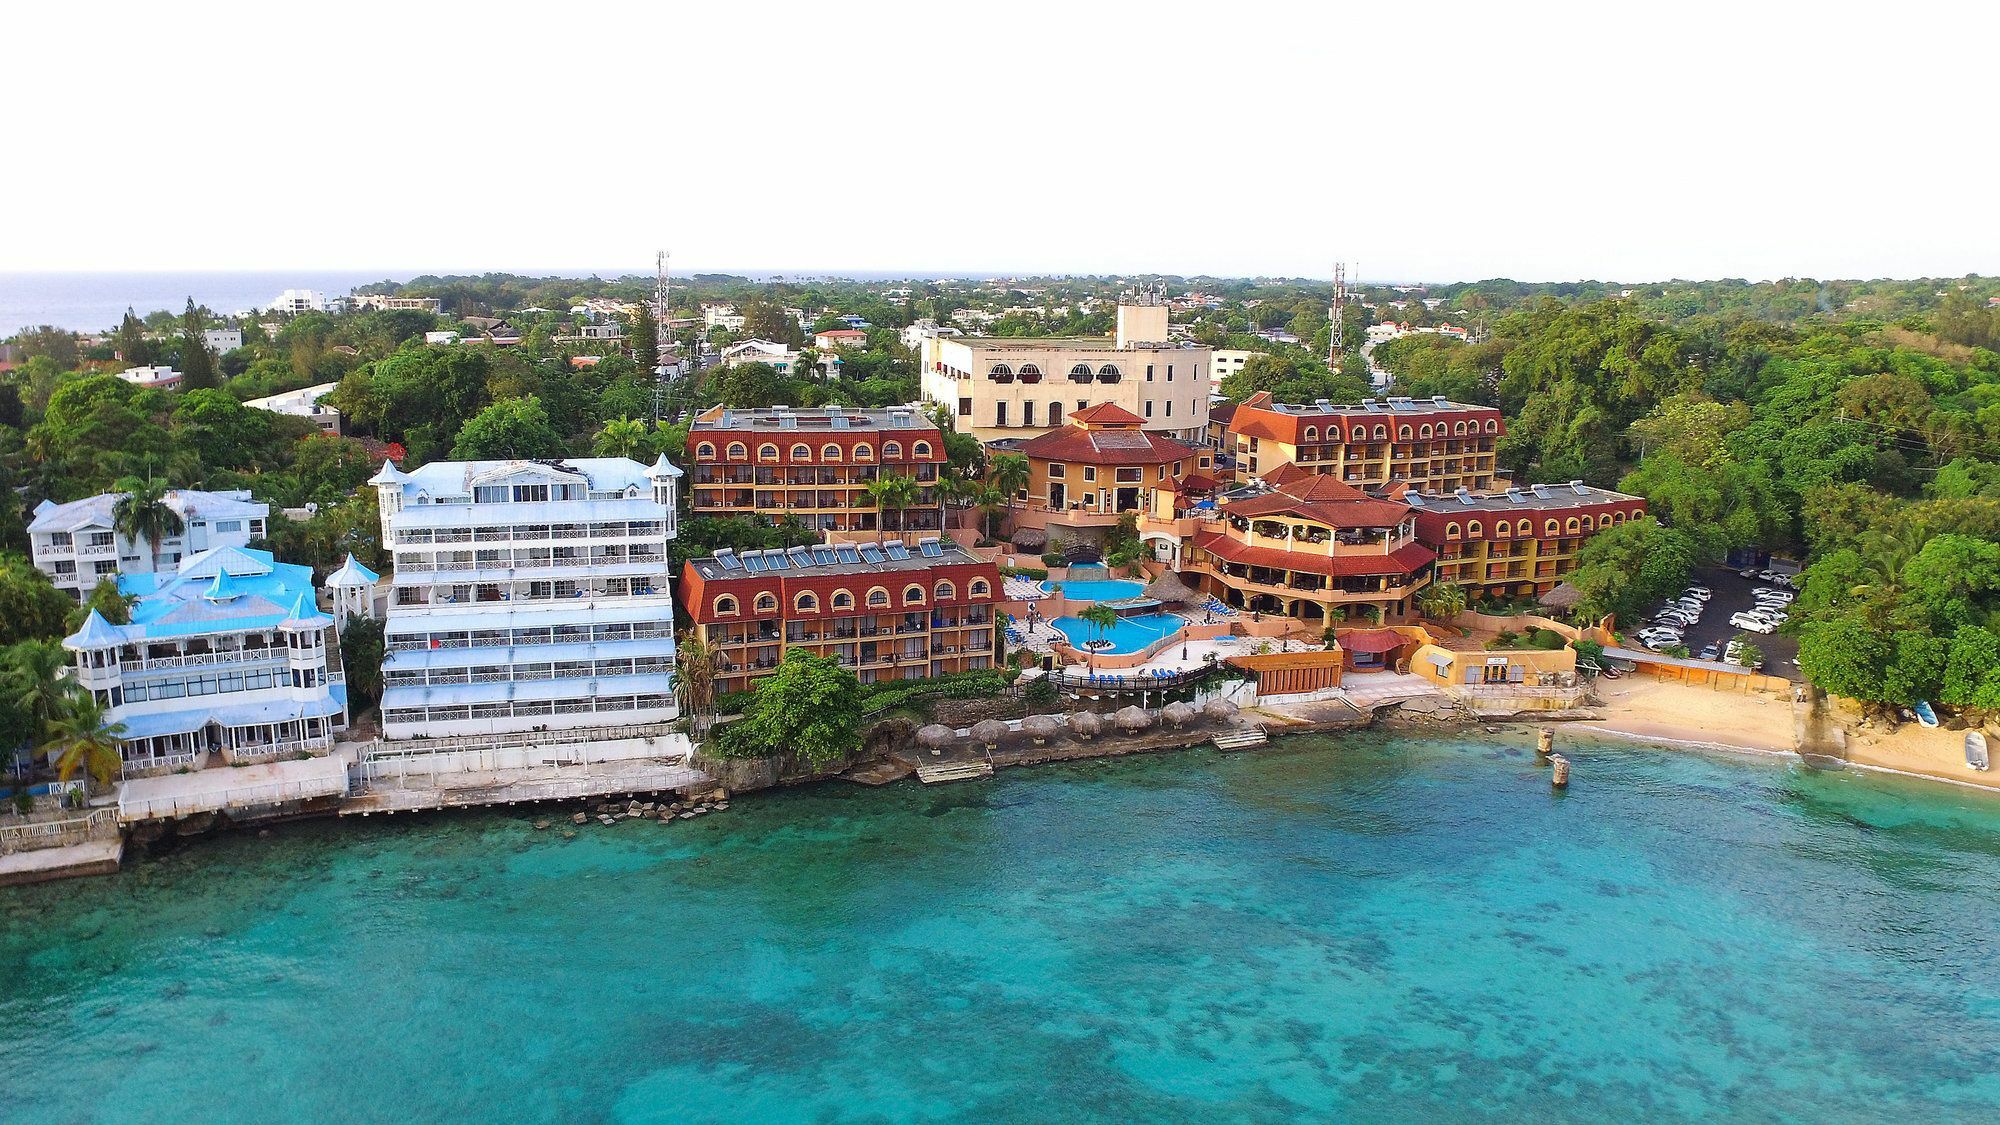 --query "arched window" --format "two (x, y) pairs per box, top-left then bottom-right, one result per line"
(1017, 364), (1043, 384)
(754, 592), (777, 613)
(1068, 364), (1095, 383)
(1445, 521), (1461, 540)
(883, 441), (903, 460)
(1581, 515), (1594, 532)
(1454, 421), (1467, 435)
(1373, 424), (1388, 439)
(1304, 425), (1319, 441)
(1398, 425), (1413, 439)
(757, 443), (779, 461)
(1516, 519), (1531, 536)
(903, 584), (926, 605)
(1494, 521), (1510, 538)
(913, 441), (932, 459)
(969, 579), (990, 597)
(867, 586), (890, 608)
(696, 442), (717, 460)
(726, 442), (747, 460)
(988, 363), (1014, 383)
(794, 591), (819, 612)
(1565, 517), (1580, 533)
(934, 579), (956, 600)
(1485, 419), (1499, 433)
(853, 443), (874, 461)
(1467, 520), (1483, 538)
(1096, 364), (1121, 383)
(831, 589), (854, 610)
(821, 443), (842, 461)
(1545, 519), (1560, 535)
(713, 594), (739, 616)
(1420, 424), (1433, 438)
(791, 443), (811, 461)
